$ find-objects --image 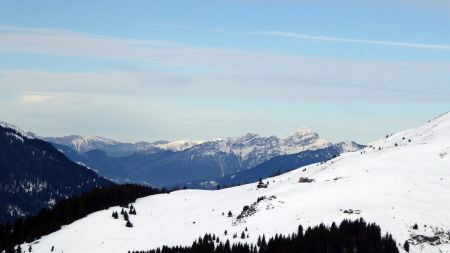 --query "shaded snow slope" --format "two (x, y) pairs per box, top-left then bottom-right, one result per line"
(25, 113), (450, 253)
